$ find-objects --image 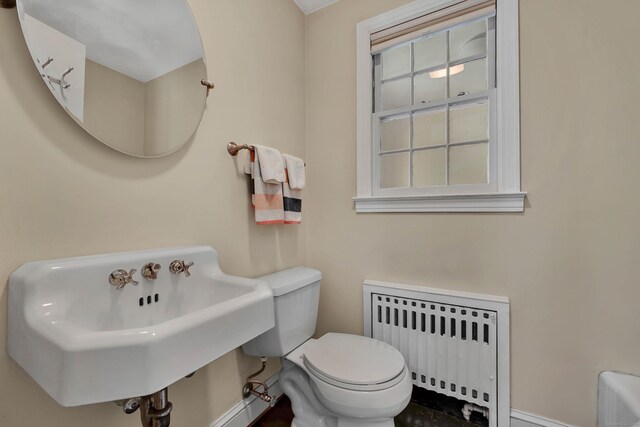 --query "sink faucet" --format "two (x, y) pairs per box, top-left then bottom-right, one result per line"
(169, 260), (194, 277)
(141, 263), (161, 280)
(109, 269), (139, 290)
